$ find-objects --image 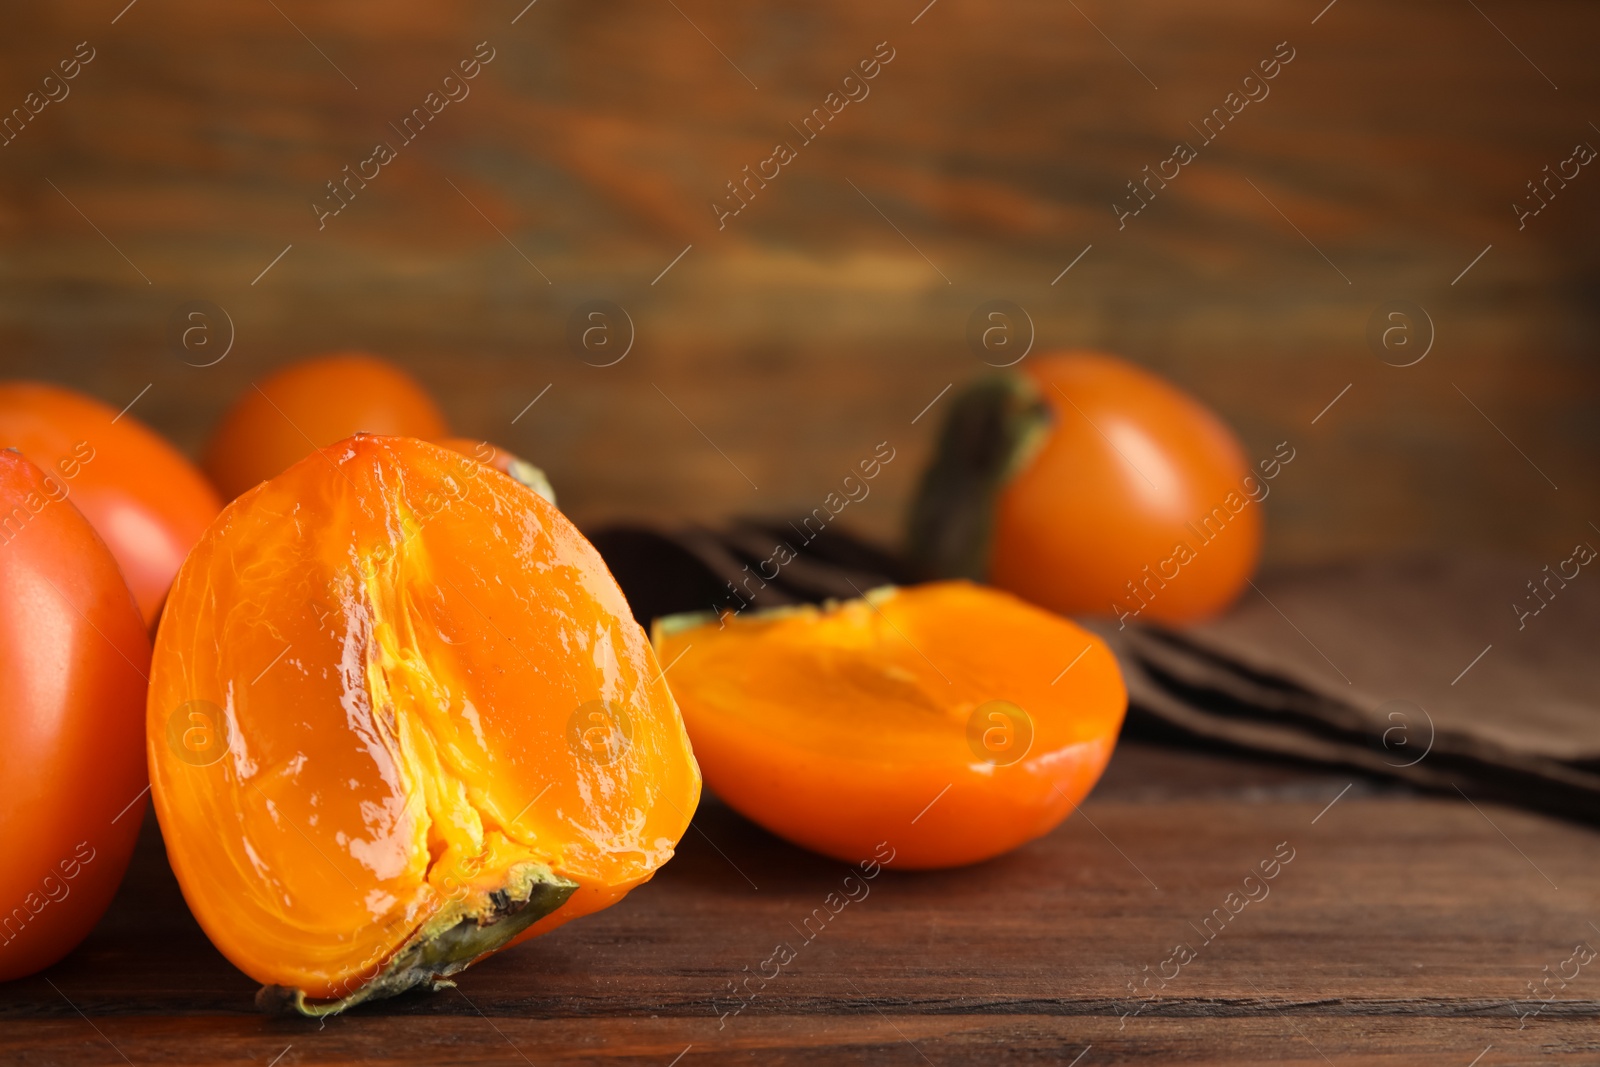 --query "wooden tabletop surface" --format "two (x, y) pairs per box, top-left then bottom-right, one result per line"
(5, 739), (1597, 1065)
